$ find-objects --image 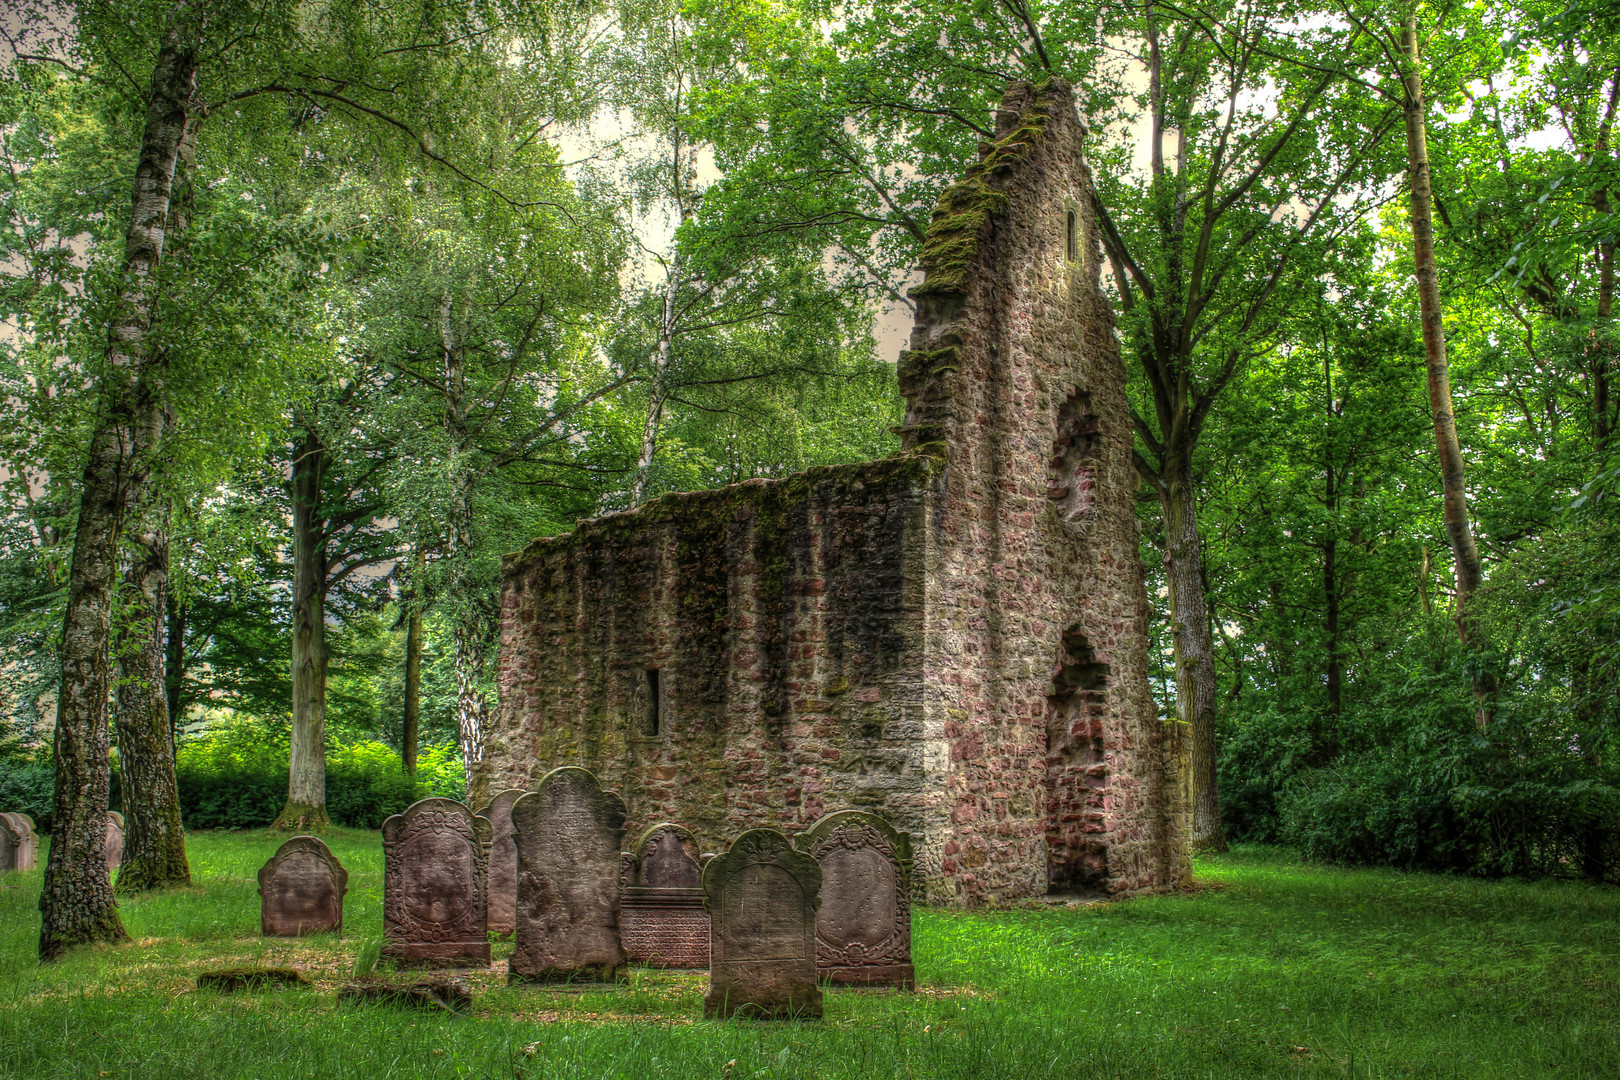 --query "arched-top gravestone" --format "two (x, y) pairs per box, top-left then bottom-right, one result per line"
(382, 798), (491, 967)
(1, 813), (37, 871)
(105, 811), (124, 875)
(259, 835), (349, 936)
(474, 788), (528, 937)
(509, 767), (627, 984)
(620, 822), (708, 968)
(798, 810), (915, 987)
(702, 828), (822, 1019)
